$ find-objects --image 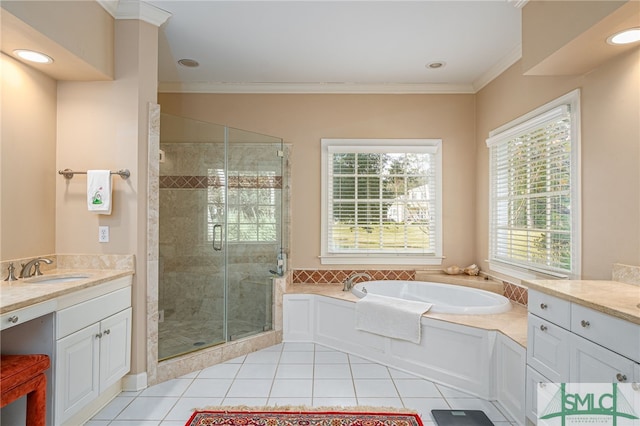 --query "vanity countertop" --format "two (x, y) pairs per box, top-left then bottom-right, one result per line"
(1, 268), (134, 314)
(287, 282), (529, 347)
(524, 279), (640, 325)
